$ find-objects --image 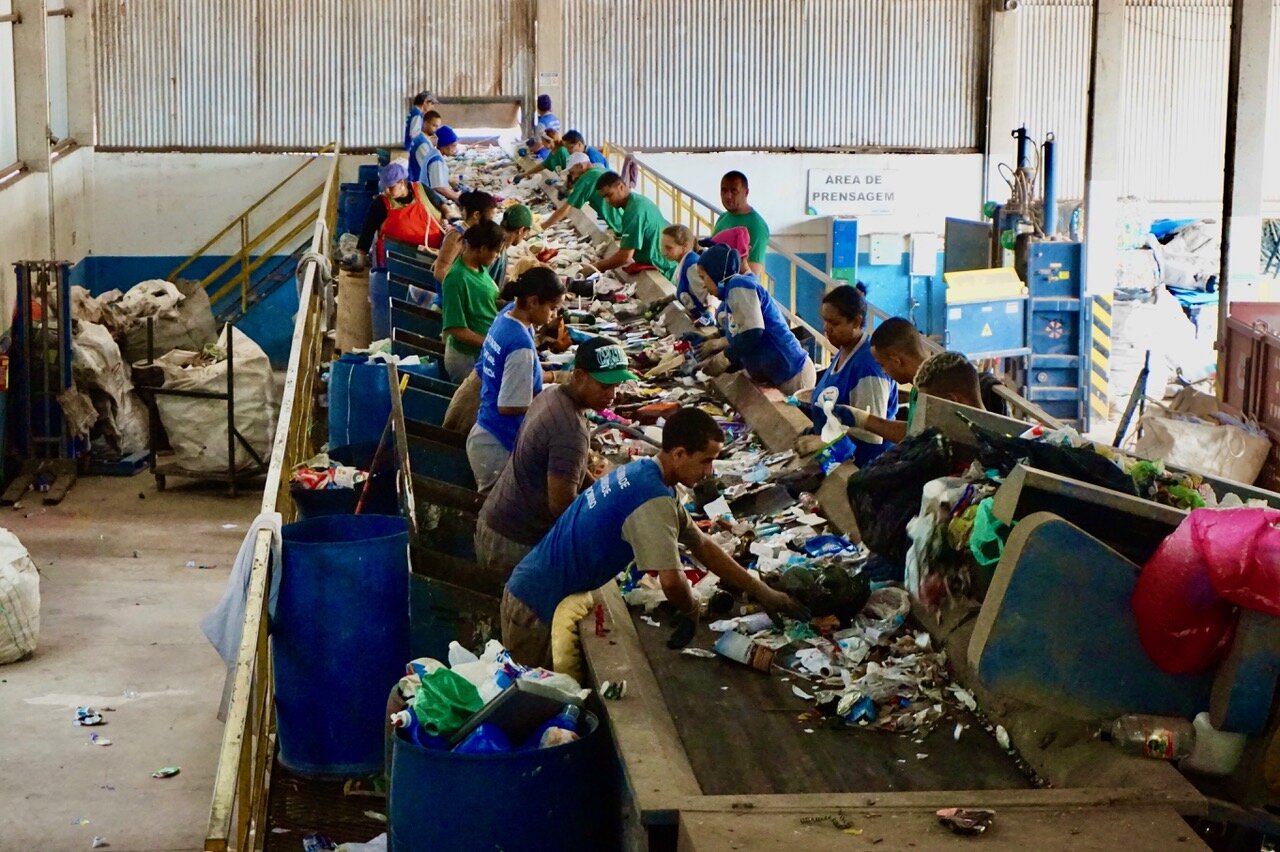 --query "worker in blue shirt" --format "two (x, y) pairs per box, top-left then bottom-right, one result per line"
(534, 93), (560, 134)
(501, 407), (803, 670)
(419, 125), (462, 204)
(403, 90), (438, 151)
(690, 244), (816, 394)
(794, 284), (897, 465)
